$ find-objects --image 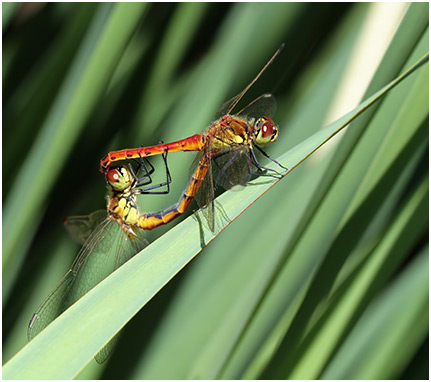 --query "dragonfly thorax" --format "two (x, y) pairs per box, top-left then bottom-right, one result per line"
(110, 192), (138, 219)
(207, 115), (249, 150)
